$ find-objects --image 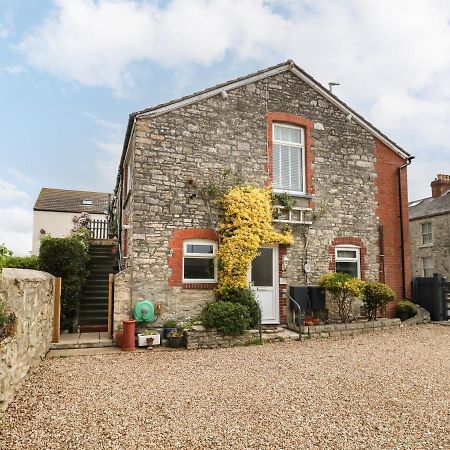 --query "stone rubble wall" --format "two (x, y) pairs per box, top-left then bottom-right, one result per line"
(128, 70), (381, 320)
(0, 269), (55, 412)
(186, 326), (260, 350)
(290, 318), (401, 338)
